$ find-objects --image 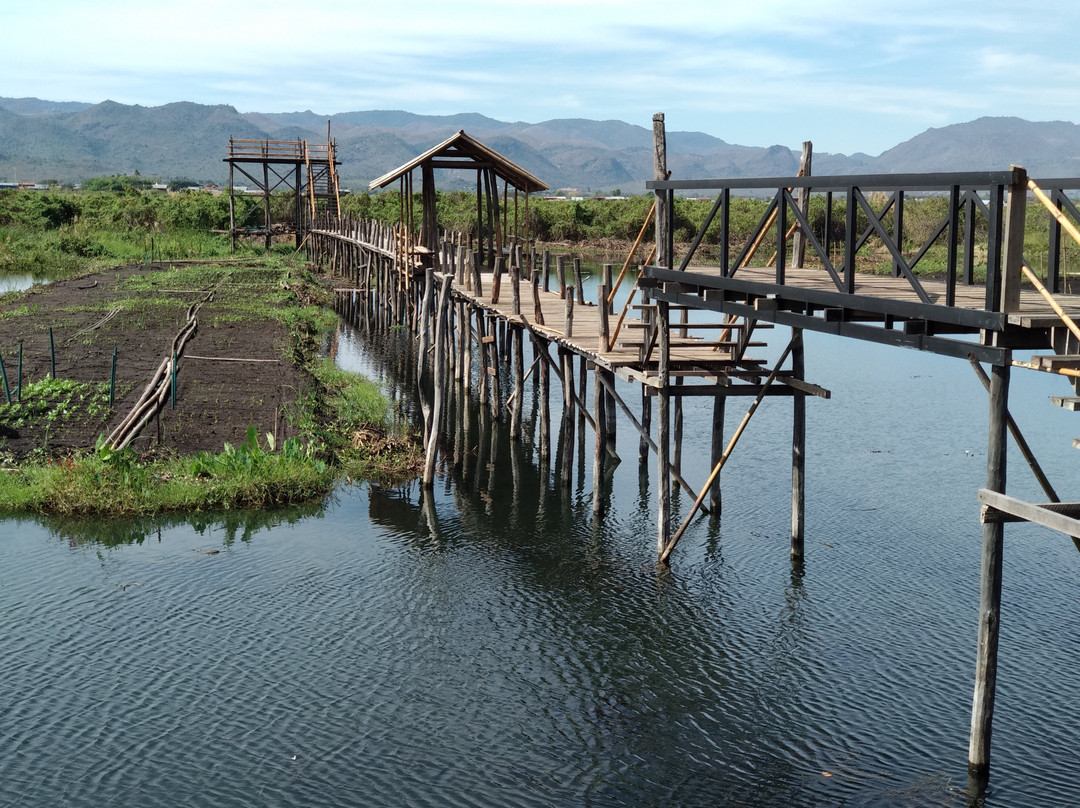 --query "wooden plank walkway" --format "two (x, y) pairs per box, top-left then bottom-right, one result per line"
(453, 268), (784, 389)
